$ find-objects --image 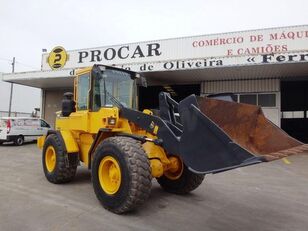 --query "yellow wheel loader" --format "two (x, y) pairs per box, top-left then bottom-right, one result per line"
(37, 64), (308, 214)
